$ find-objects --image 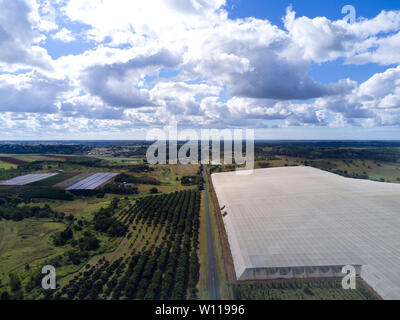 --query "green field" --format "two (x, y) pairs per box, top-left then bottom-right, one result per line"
(88, 155), (142, 163)
(198, 188), (209, 299)
(0, 219), (66, 282)
(0, 204), (120, 296)
(0, 144), (395, 300)
(0, 161), (17, 170)
(204, 170), (231, 300)
(26, 194), (115, 218)
(0, 154), (37, 163)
